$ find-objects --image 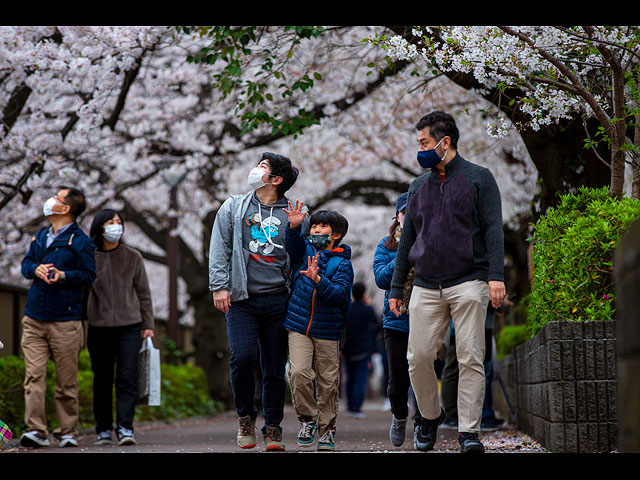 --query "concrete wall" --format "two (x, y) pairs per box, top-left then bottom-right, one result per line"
(500, 320), (617, 453)
(615, 218), (640, 453)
